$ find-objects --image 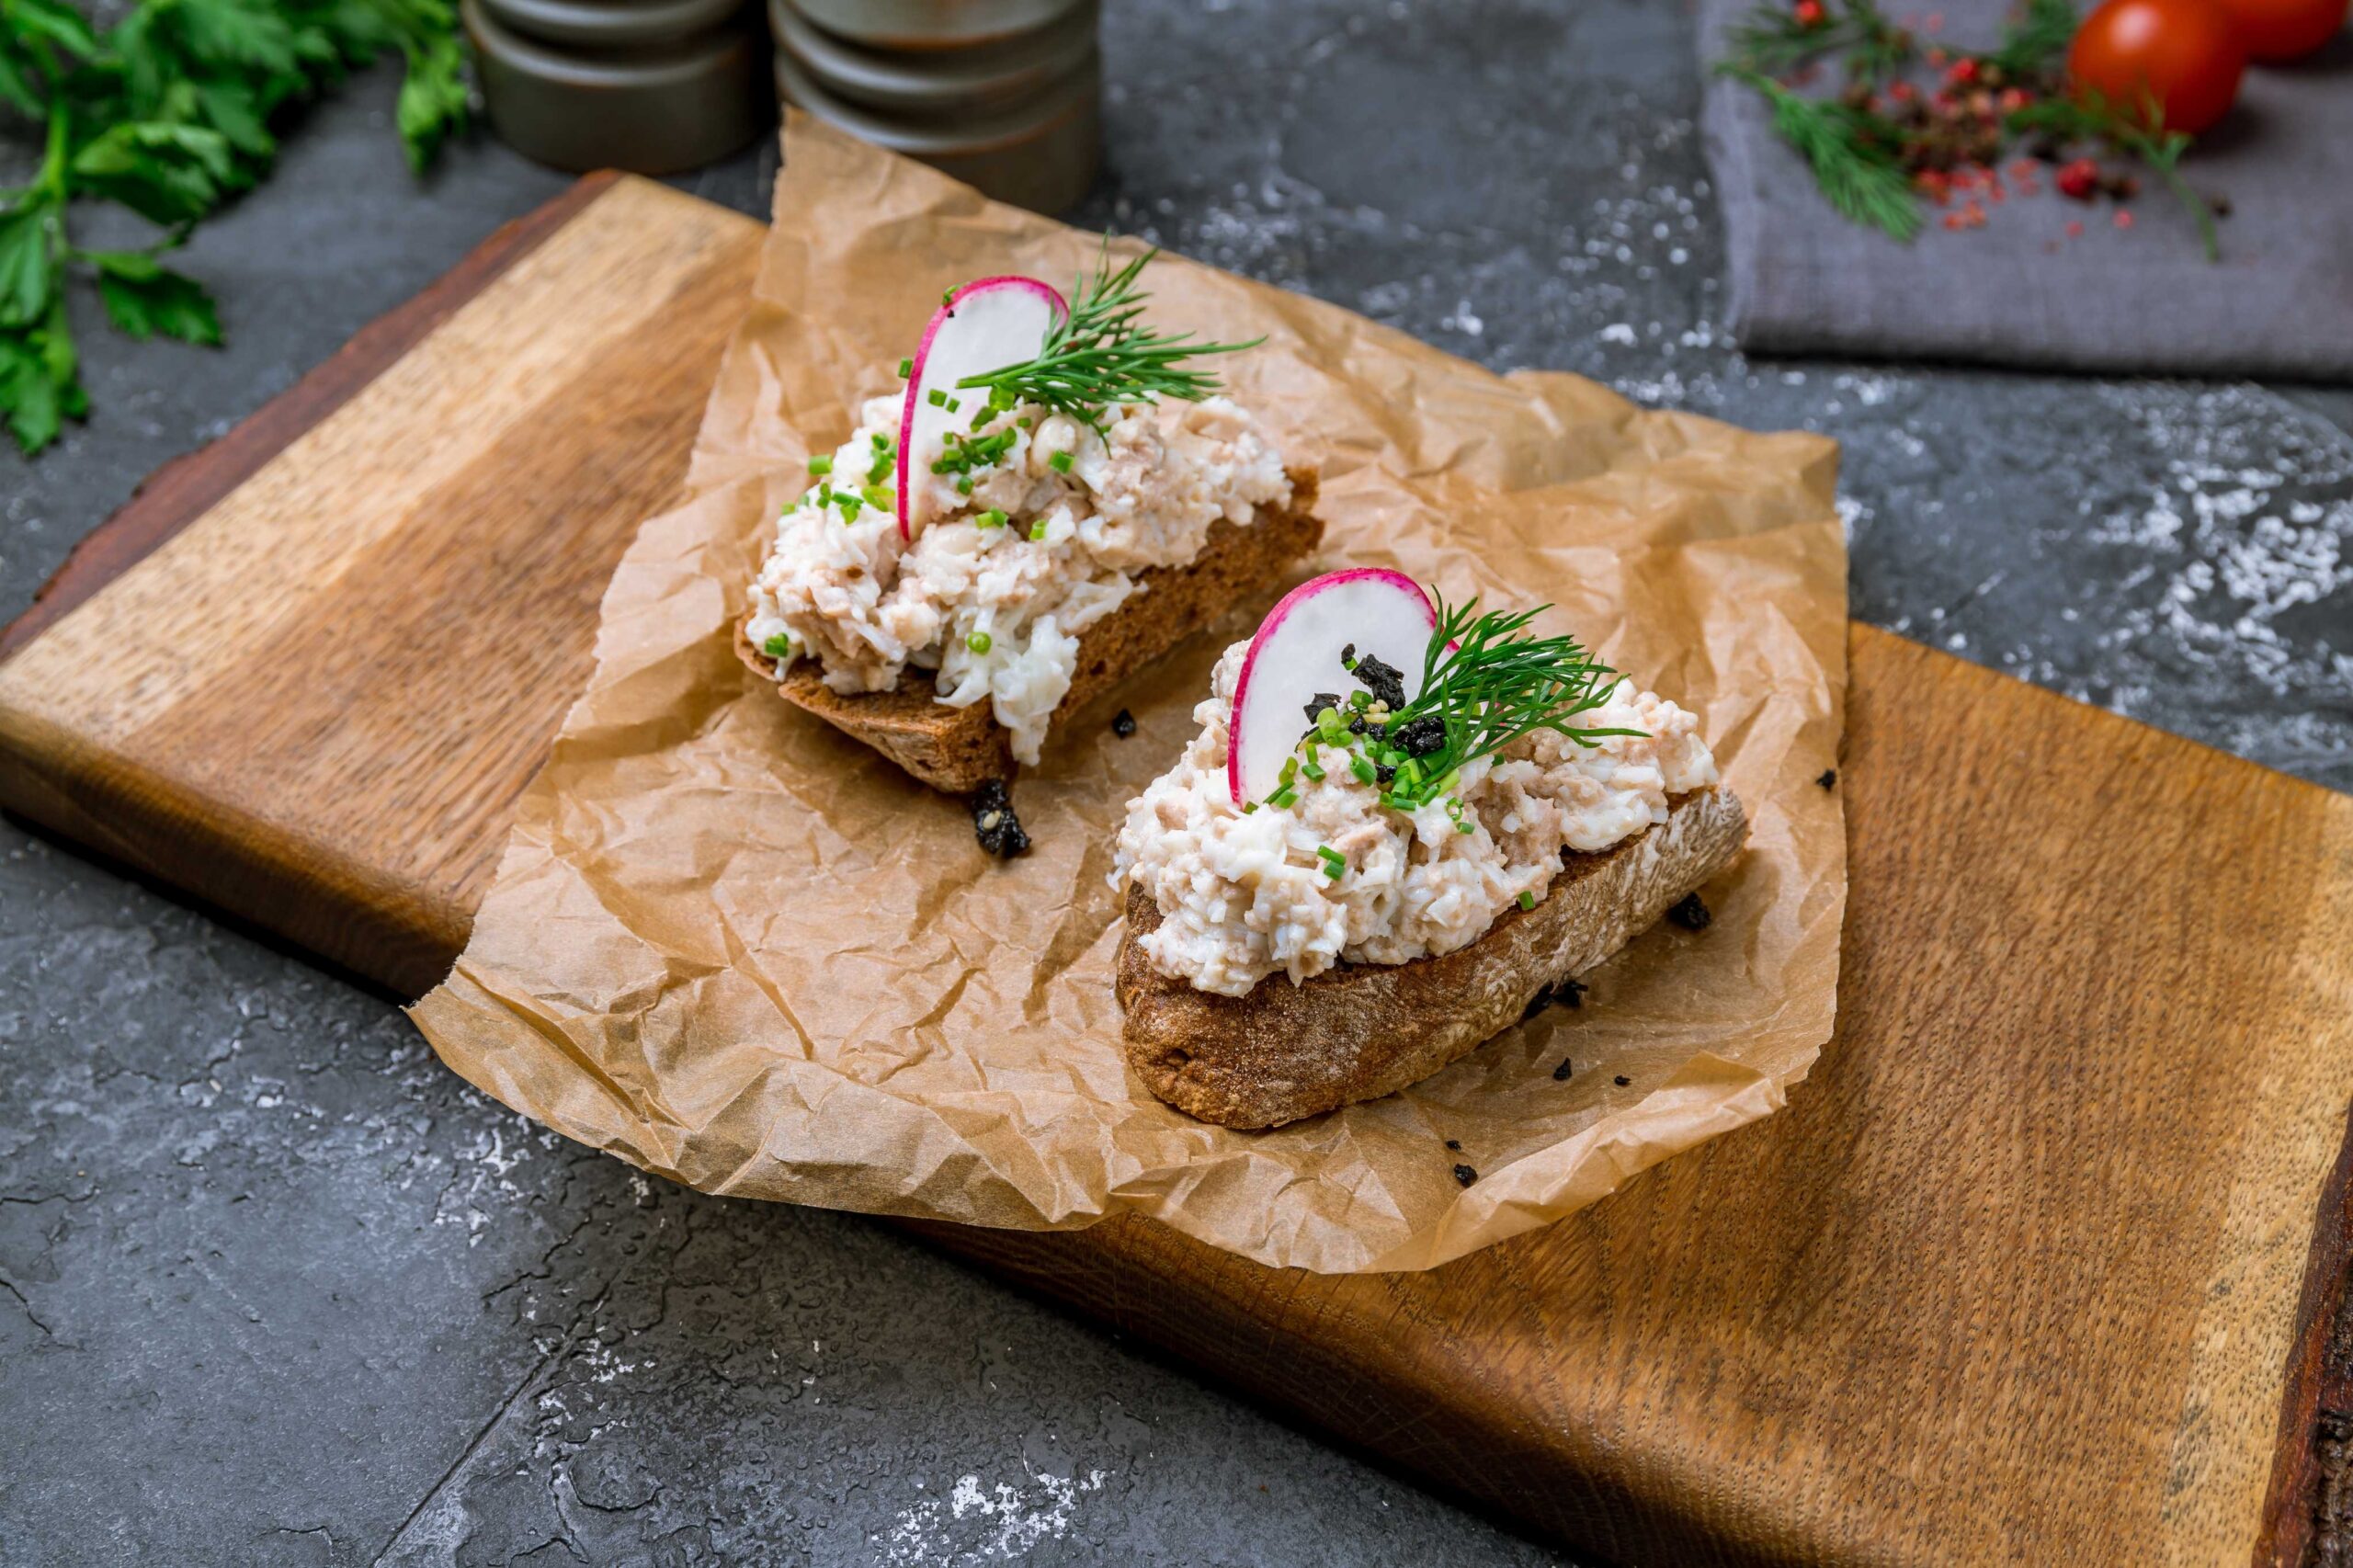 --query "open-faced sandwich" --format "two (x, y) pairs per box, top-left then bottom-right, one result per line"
(1111, 569), (1747, 1129)
(739, 246), (1323, 840)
